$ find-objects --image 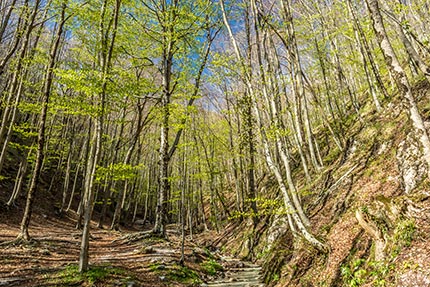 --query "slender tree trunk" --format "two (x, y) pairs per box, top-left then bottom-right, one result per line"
(7, 154), (29, 206)
(221, 0), (327, 251)
(0, 0), (18, 44)
(111, 102), (145, 230)
(0, 0), (28, 74)
(18, 1), (66, 241)
(153, 0), (178, 236)
(79, 0), (121, 272)
(366, 0), (430, 176)
(244, 3), (258, 222)
(381, 2), (430, 81)
(153, 53), (172, 236)
(60, 141), (73, 213)
(252, 0), (310, 226)
(0, 75), (25, 172)
(350, 0), (389, 100)
(67, 138), (87, 212)
(0, 0), (39, 148)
